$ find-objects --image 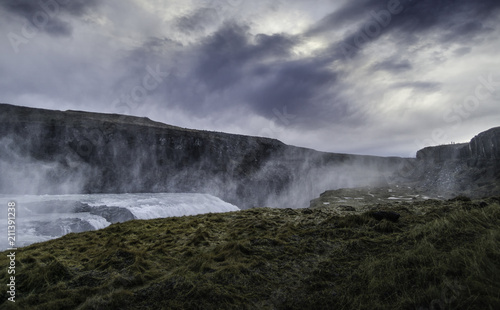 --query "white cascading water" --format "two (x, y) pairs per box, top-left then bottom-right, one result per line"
(0, 193), (239, 251)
